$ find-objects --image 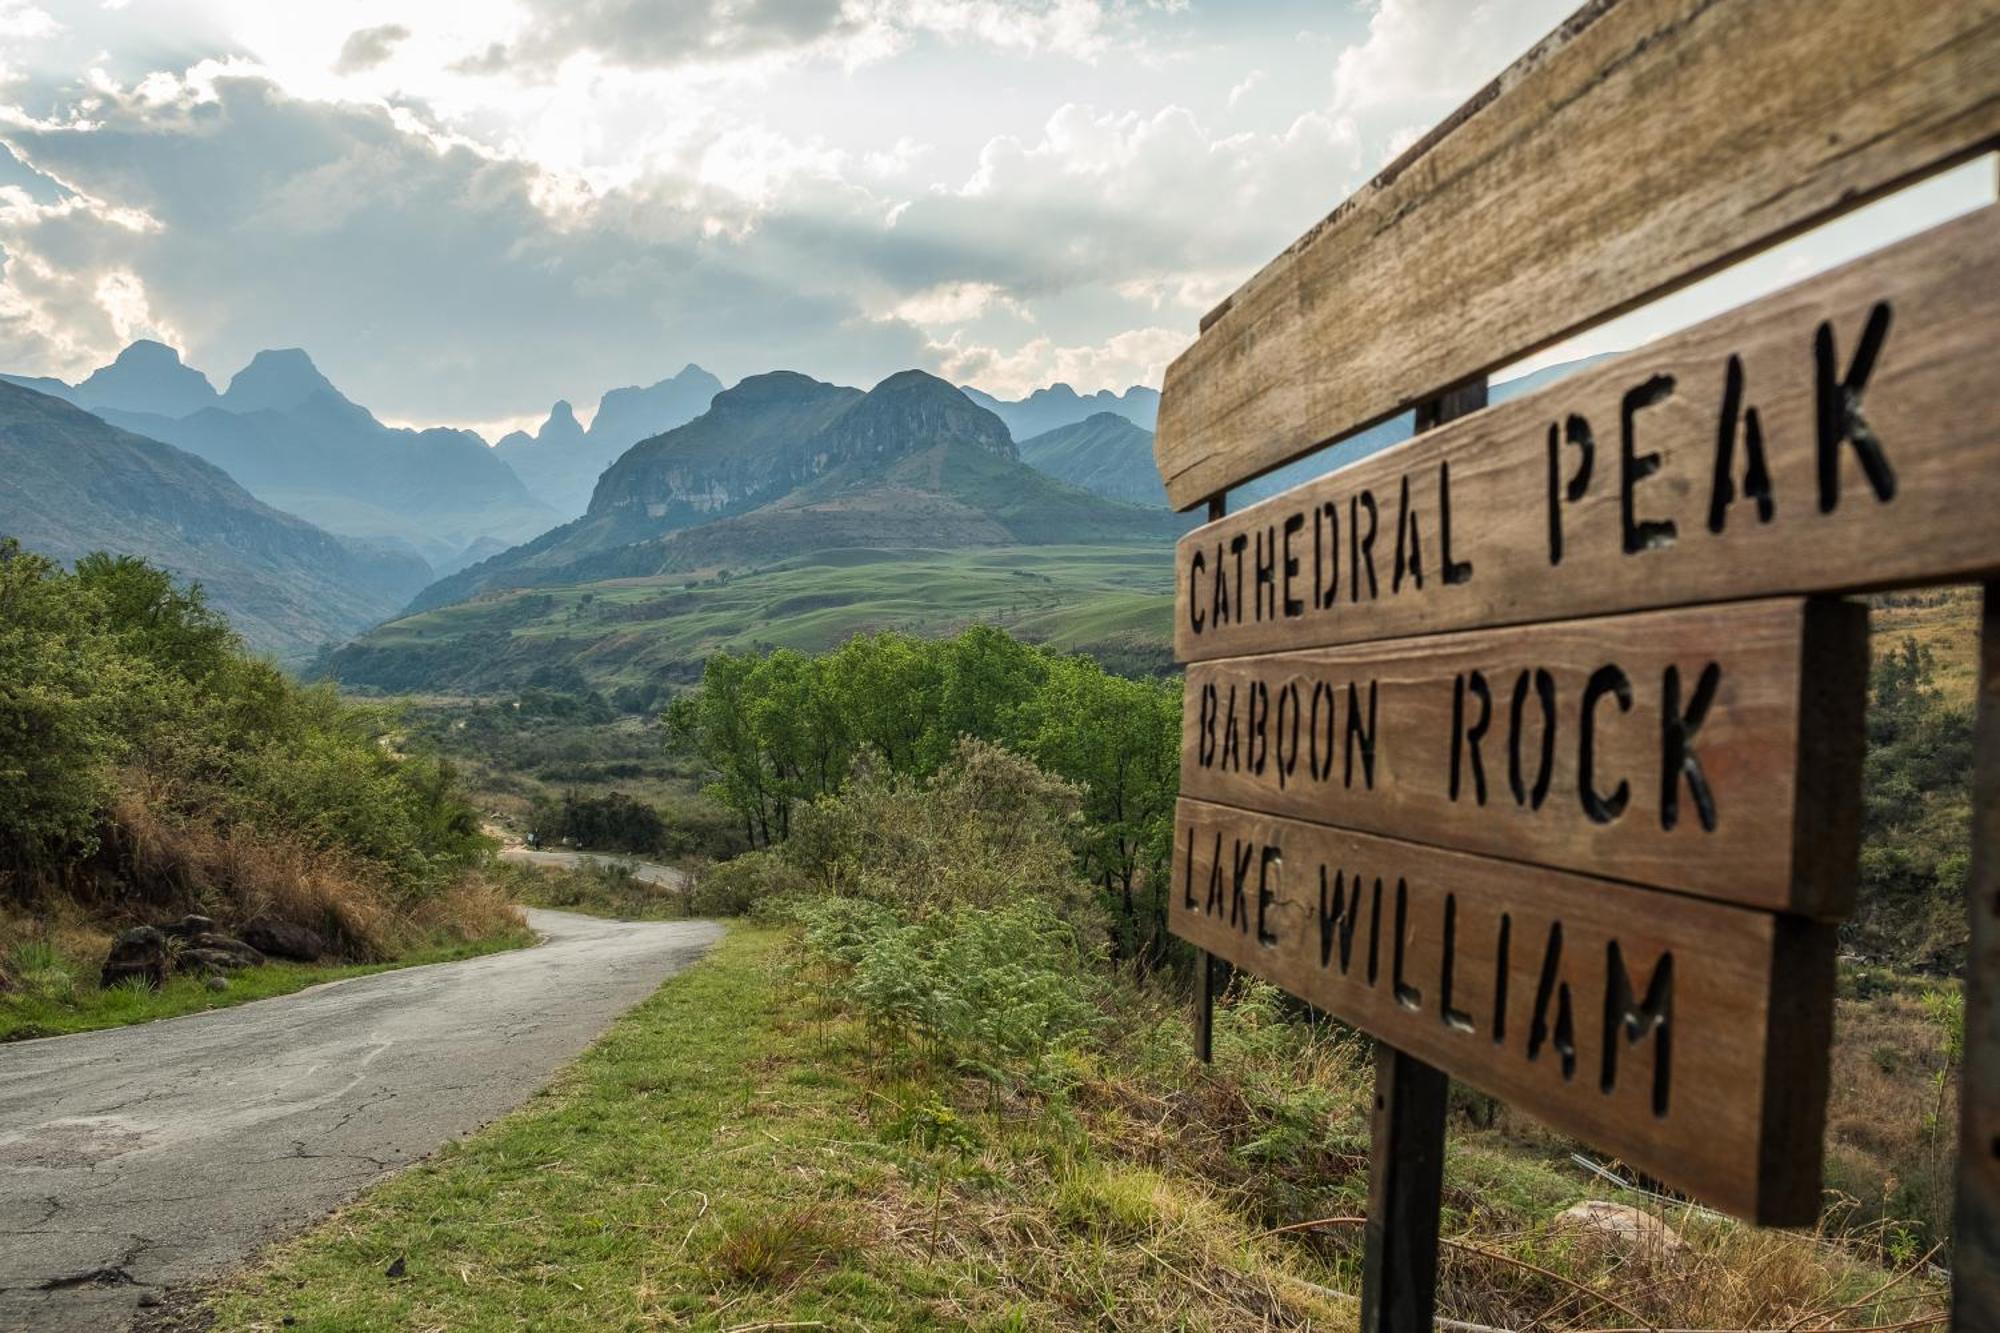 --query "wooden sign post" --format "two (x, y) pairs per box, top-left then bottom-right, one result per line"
(1153, 3), (2000, 1328)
